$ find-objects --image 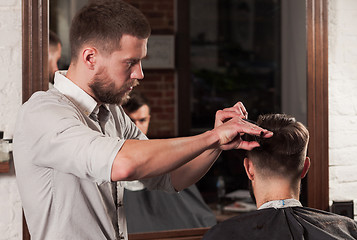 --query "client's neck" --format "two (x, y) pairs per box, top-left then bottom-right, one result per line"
(254, 177), (300, 209)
